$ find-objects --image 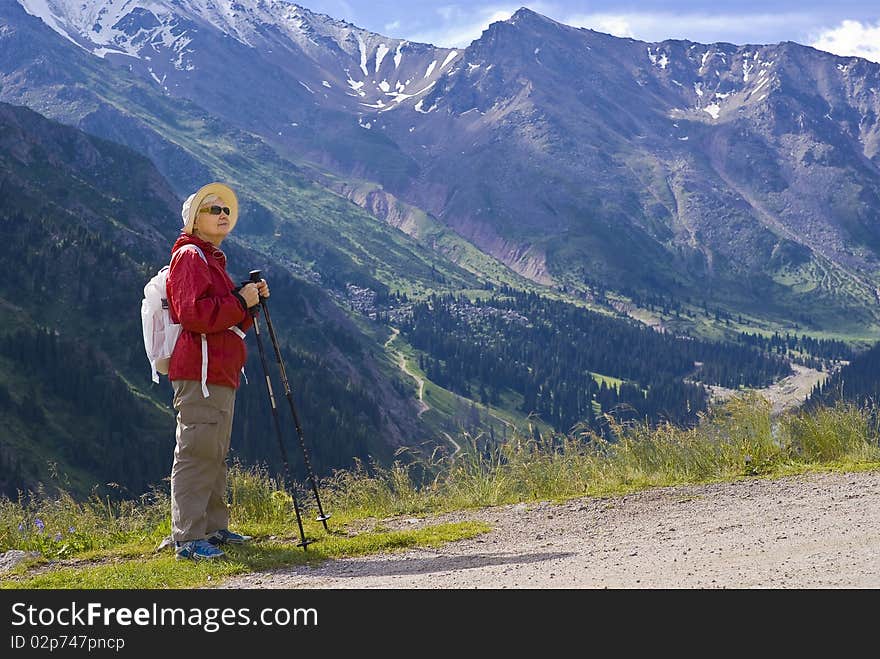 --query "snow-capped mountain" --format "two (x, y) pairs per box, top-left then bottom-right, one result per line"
(17, 0), (460, 114)
(6, 1), (880, 329)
